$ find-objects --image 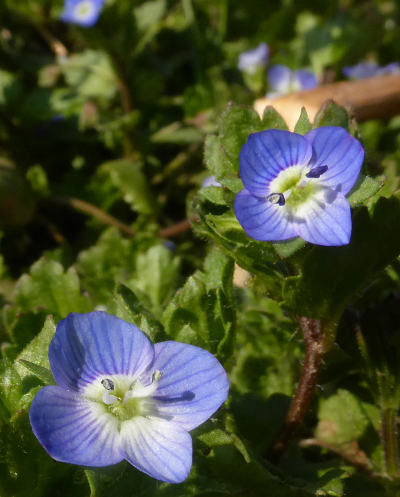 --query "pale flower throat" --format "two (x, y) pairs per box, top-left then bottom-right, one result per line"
(267, 164), (329, 208)
(84, 371), (162, 422)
